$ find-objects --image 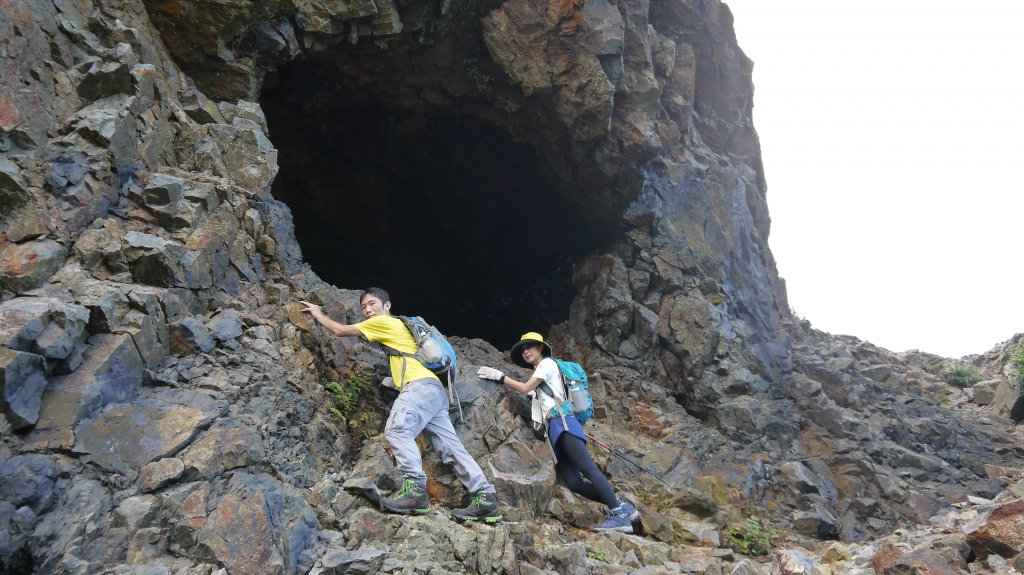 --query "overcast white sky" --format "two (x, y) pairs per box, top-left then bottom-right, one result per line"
(724, 1), (1024, 358)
